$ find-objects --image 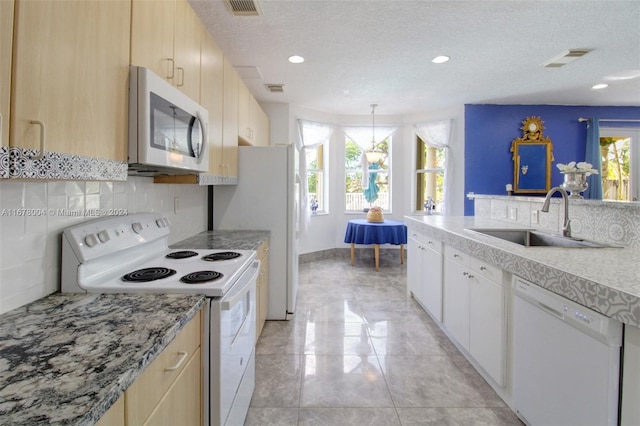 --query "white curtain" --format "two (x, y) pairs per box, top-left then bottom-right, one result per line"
(296, 119), (334, 234)
(414, 119), (453, 215)
(343, 126), (395, 189)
